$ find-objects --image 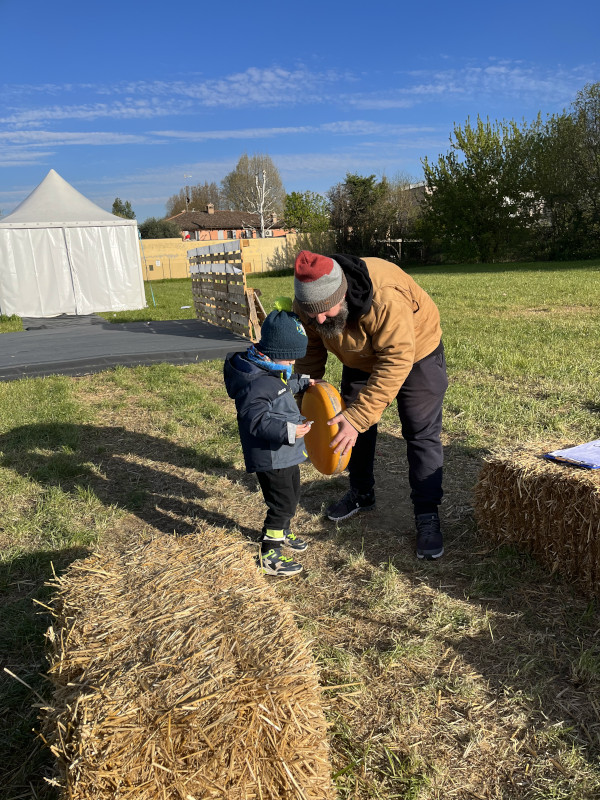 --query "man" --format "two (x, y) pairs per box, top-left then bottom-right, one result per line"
(292, 250), (448, 559)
